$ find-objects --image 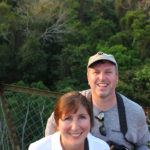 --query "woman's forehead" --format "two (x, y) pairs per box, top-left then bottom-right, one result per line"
(61, 105), (87, 116)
